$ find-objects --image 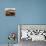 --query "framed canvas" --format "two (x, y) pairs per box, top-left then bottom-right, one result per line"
(5, 8), (16, 16)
